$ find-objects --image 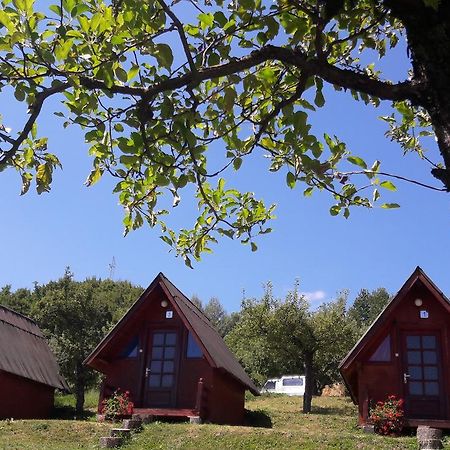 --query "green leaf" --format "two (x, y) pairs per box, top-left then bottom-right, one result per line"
(347, 156), (368, 169)
(115, 66), (128, 83)
(381, 203), (400, 209)
(198, 12), (214, 30)
(85, 167), (103, 186)
(233, 157), (242, 170)
(330, 205), (341, 216)
(155, 44), (173, 70)
(251, 242), (258, 252)
(286, 172), (296, 189)
(380, 180), (397, 191)
(127, 64), (140, 82)
(314, 90), (325, 107)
